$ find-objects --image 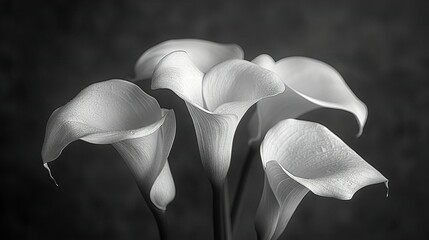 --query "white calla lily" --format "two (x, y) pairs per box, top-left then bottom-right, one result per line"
(255, 119), (388, 240)
(249, 54), (368, 145)
(135, 39), (244, 80)
(41, 79), (176, 211)
(152, 51), (285, 186)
